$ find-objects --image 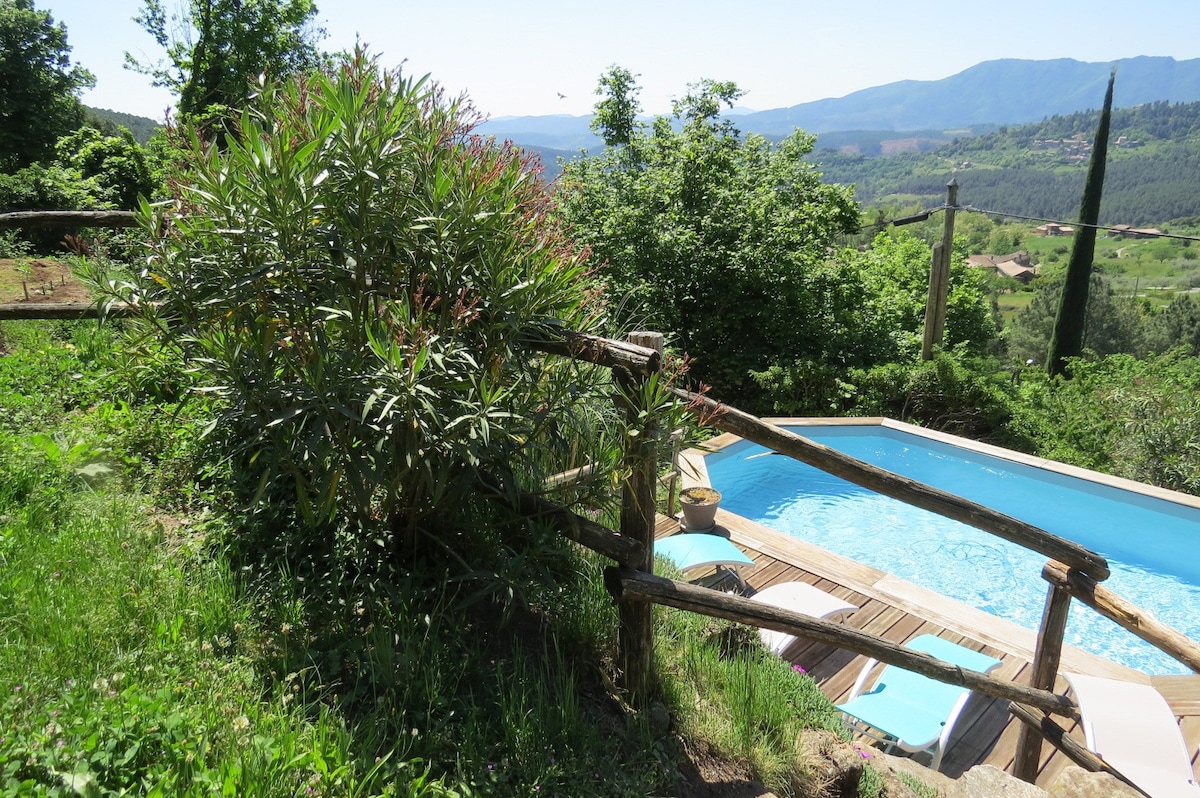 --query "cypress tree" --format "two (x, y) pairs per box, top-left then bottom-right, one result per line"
(1047, 70), (1116, 377)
